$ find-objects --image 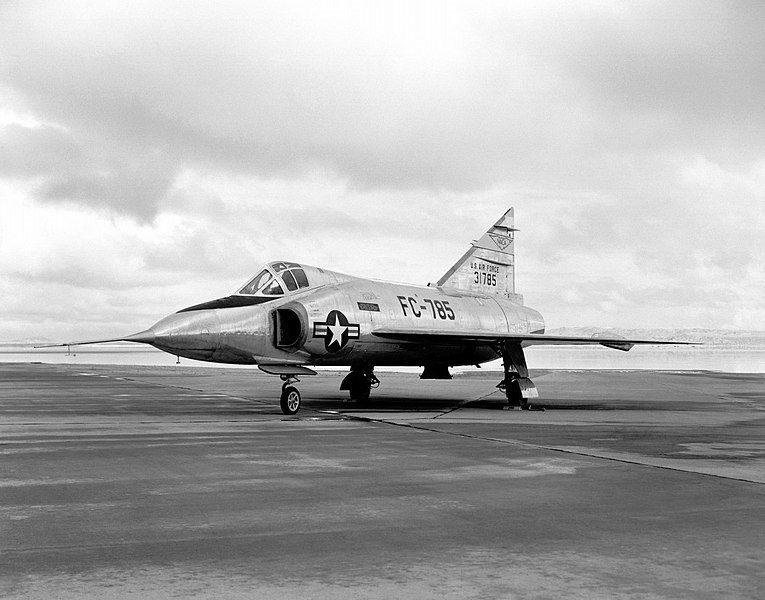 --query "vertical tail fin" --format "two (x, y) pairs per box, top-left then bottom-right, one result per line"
(435, 207), (523, 303)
